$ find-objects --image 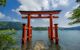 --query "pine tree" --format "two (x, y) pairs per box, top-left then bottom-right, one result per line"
(0, 0), (6, 6)
(76, 0), (80, 2)
(68, 0), (80, 25)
